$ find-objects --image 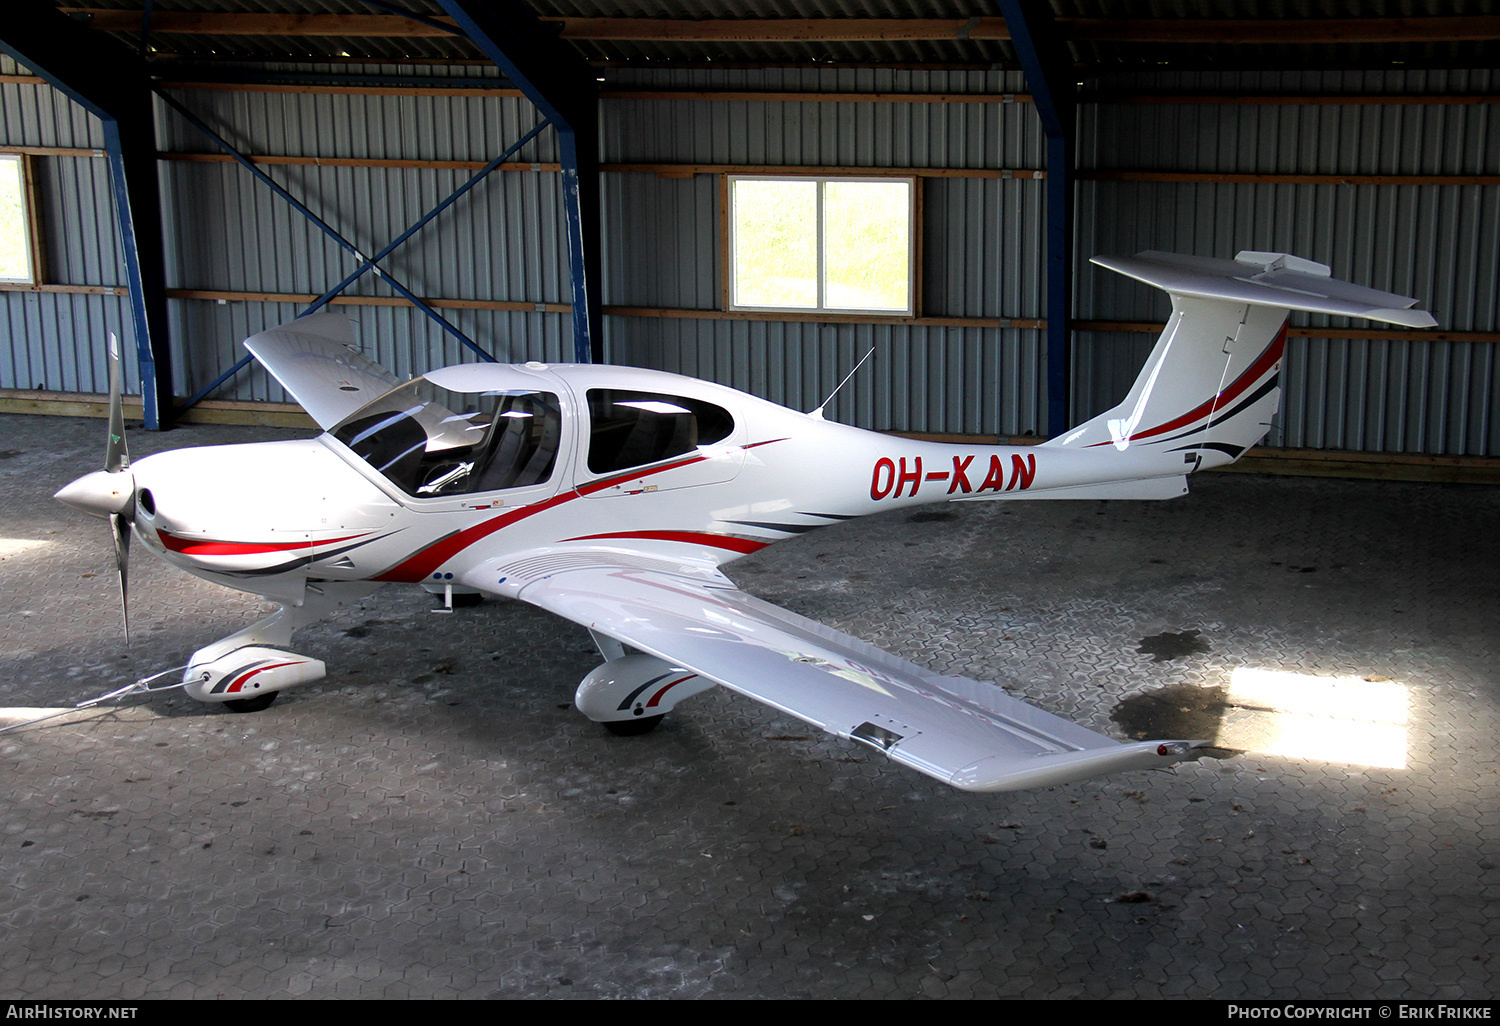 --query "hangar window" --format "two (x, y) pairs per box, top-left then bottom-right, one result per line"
(587, 389), (734, 475)
(0, 154), (39, 285)
(728, 175), (914, 316)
